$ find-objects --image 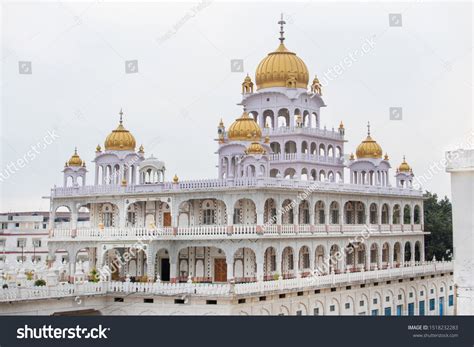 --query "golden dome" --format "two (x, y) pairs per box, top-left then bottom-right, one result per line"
(67, 148), (83, 167)
(384, 153), (389, 161)
(398, 156), (411, 172)
(356, 123), (383, 159)
(245, 142), (266, 155)
(255, 43), (309, 90)
(173, 174), (179, 183)
(339, 121), (344, 129)
(356, 135), (383, 159)
(227, 111), (262, 141)
(104, 110), (136, 151)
